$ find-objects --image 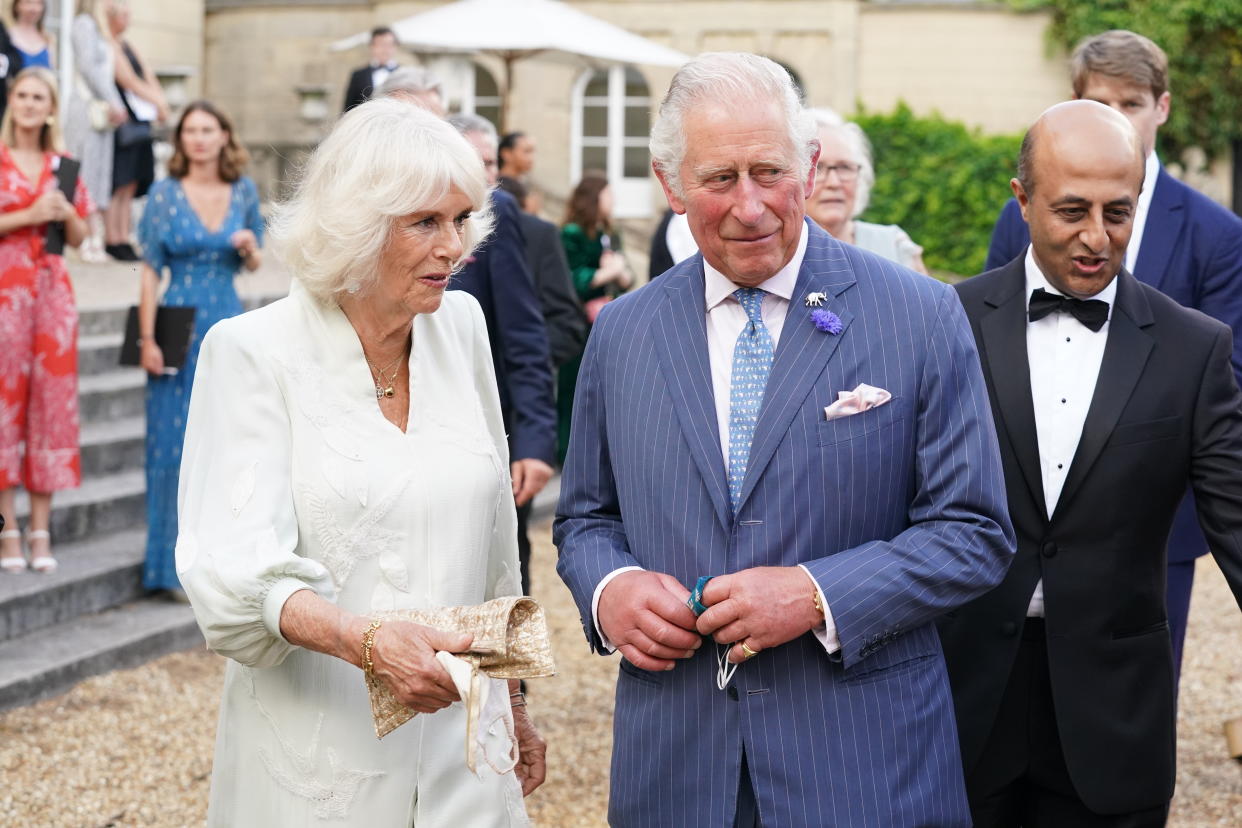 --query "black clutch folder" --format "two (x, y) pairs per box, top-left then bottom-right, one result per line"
(119, 306), (196, 373)
(44, 156), (80, 256)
